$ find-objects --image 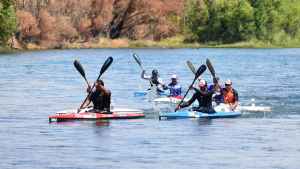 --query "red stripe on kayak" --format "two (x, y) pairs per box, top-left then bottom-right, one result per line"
(49, 112), (145, 121)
